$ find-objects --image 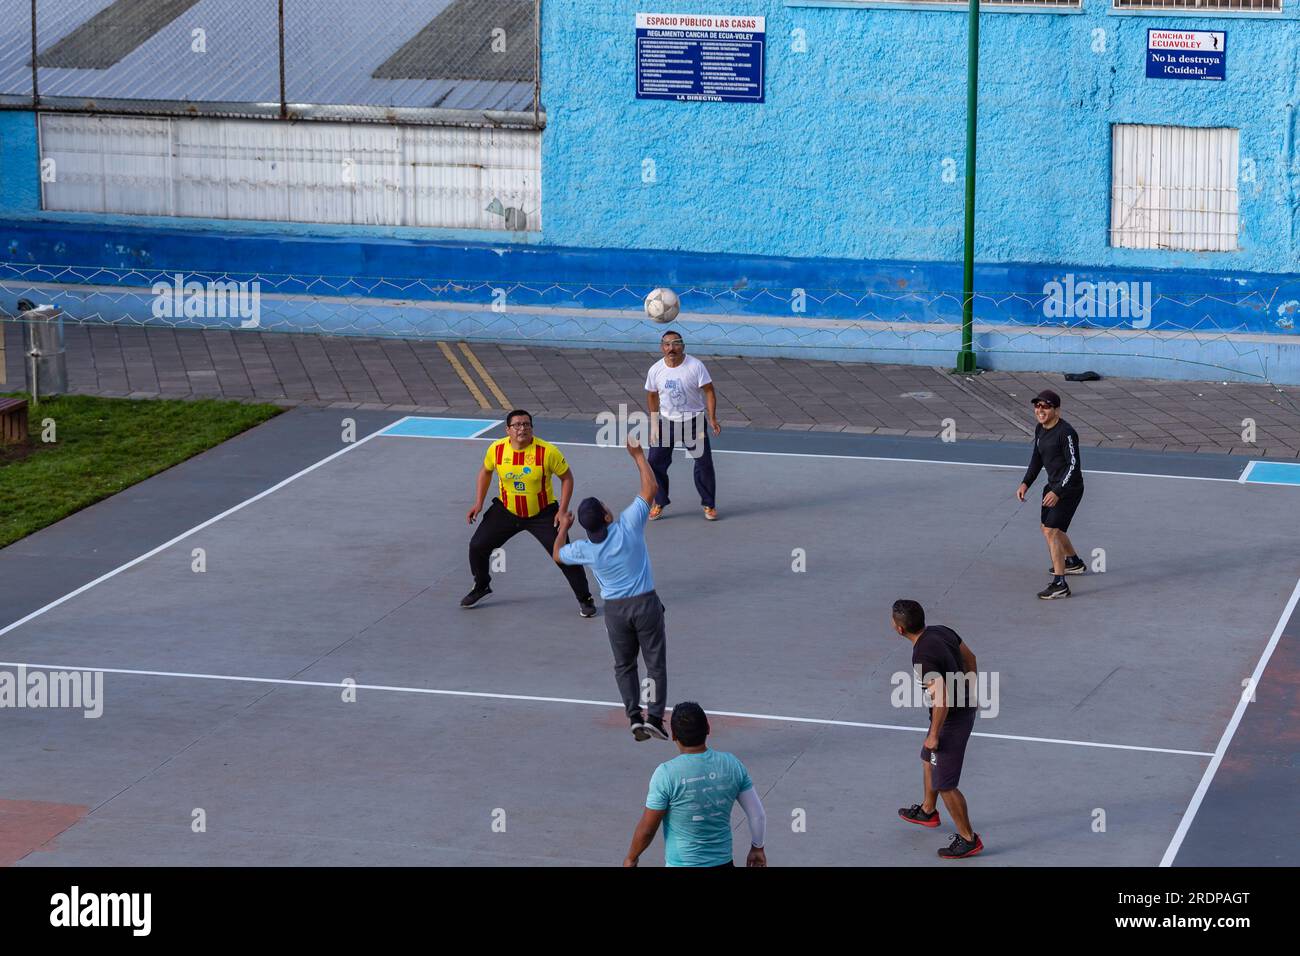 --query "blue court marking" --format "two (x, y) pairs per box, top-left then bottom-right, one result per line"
(380, 417), (498, 439)
(1240, 460), (1300, 486)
